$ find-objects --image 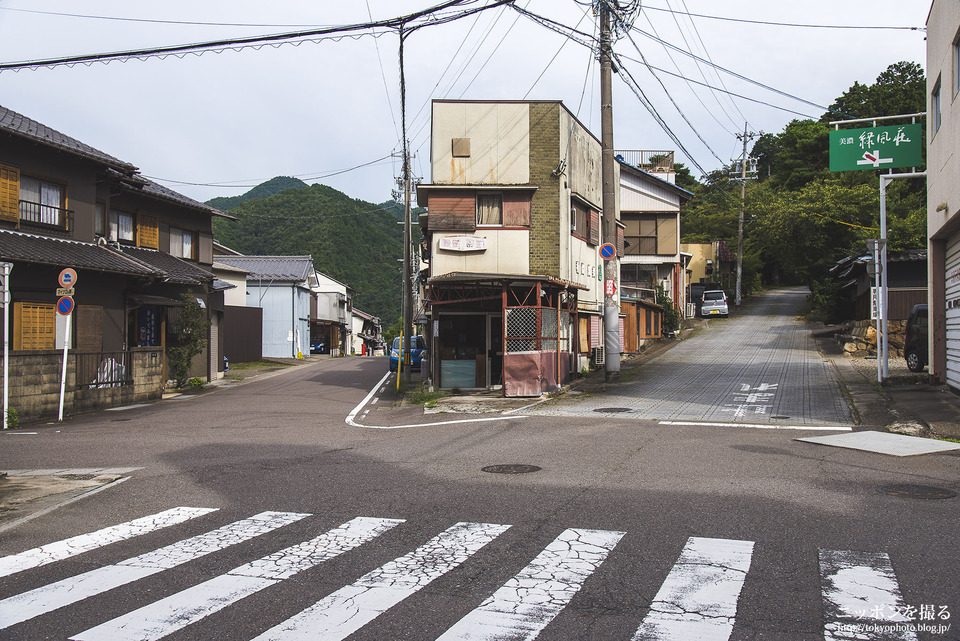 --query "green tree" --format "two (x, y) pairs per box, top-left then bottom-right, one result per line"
(824, 61), (926, 121)
(168, 292), (210, 388)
